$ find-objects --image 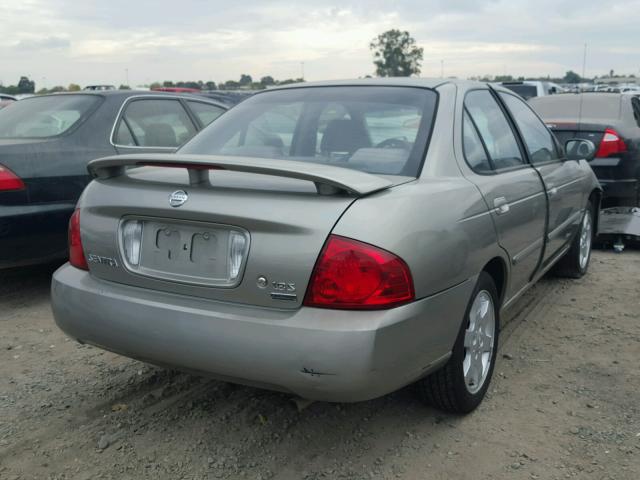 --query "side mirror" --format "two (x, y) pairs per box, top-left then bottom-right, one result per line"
(565, 139), (596, 161)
